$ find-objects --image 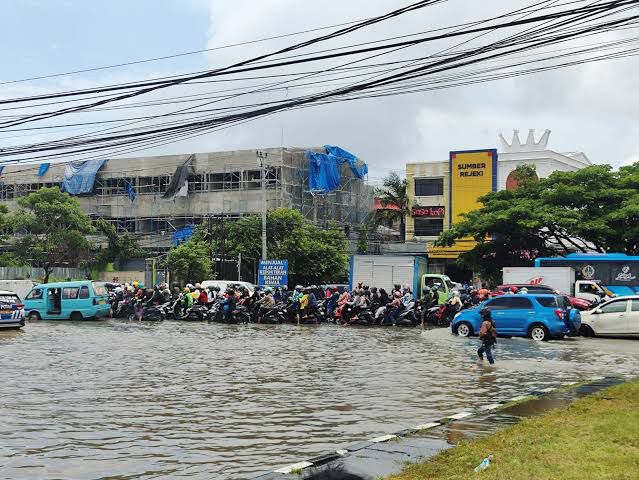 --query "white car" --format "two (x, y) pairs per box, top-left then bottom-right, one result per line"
(201, 280), (256, 296)
(580, 295), (639, 338)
